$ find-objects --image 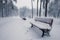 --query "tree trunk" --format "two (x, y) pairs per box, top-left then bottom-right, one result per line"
(39, 0), (42, 16)
(37, 0), (39, 16)
(45, 0), (48, 17)
(2, 7), (3, 17)
(31, 0), (33, 18)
